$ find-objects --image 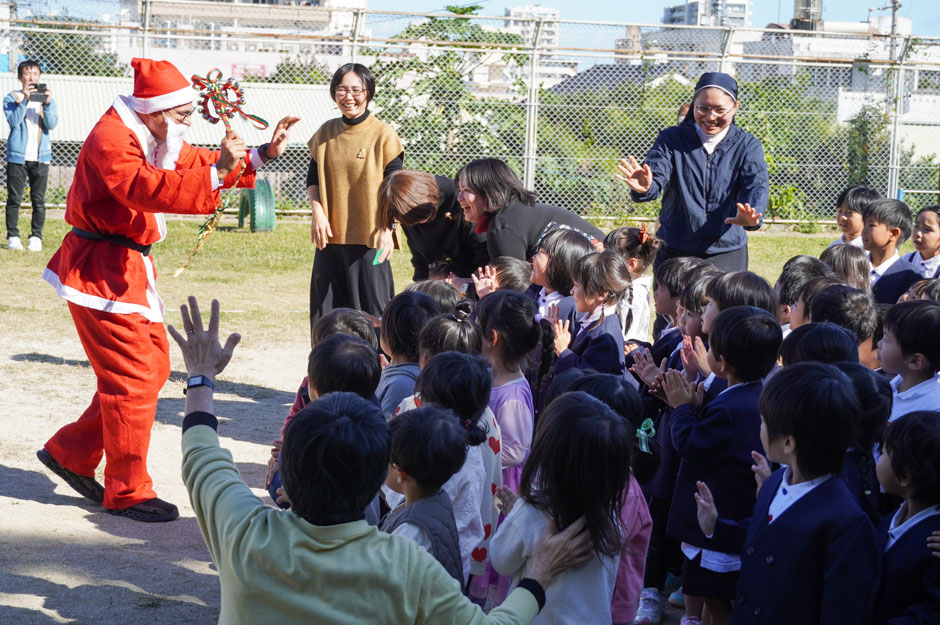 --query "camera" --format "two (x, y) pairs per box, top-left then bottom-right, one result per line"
(28, 83), (47, 102)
